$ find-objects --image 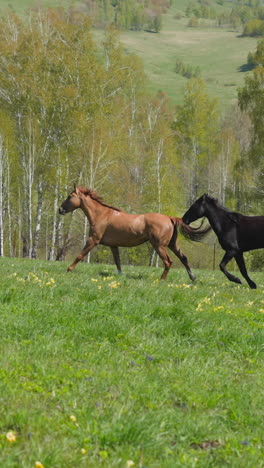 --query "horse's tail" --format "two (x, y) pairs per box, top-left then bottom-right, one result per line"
(171, 217), (211, 242)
